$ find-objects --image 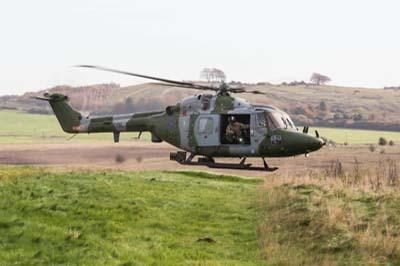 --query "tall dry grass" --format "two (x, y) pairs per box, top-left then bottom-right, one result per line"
(262, 157), (399, 193)
(258, 157), (400, 265)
